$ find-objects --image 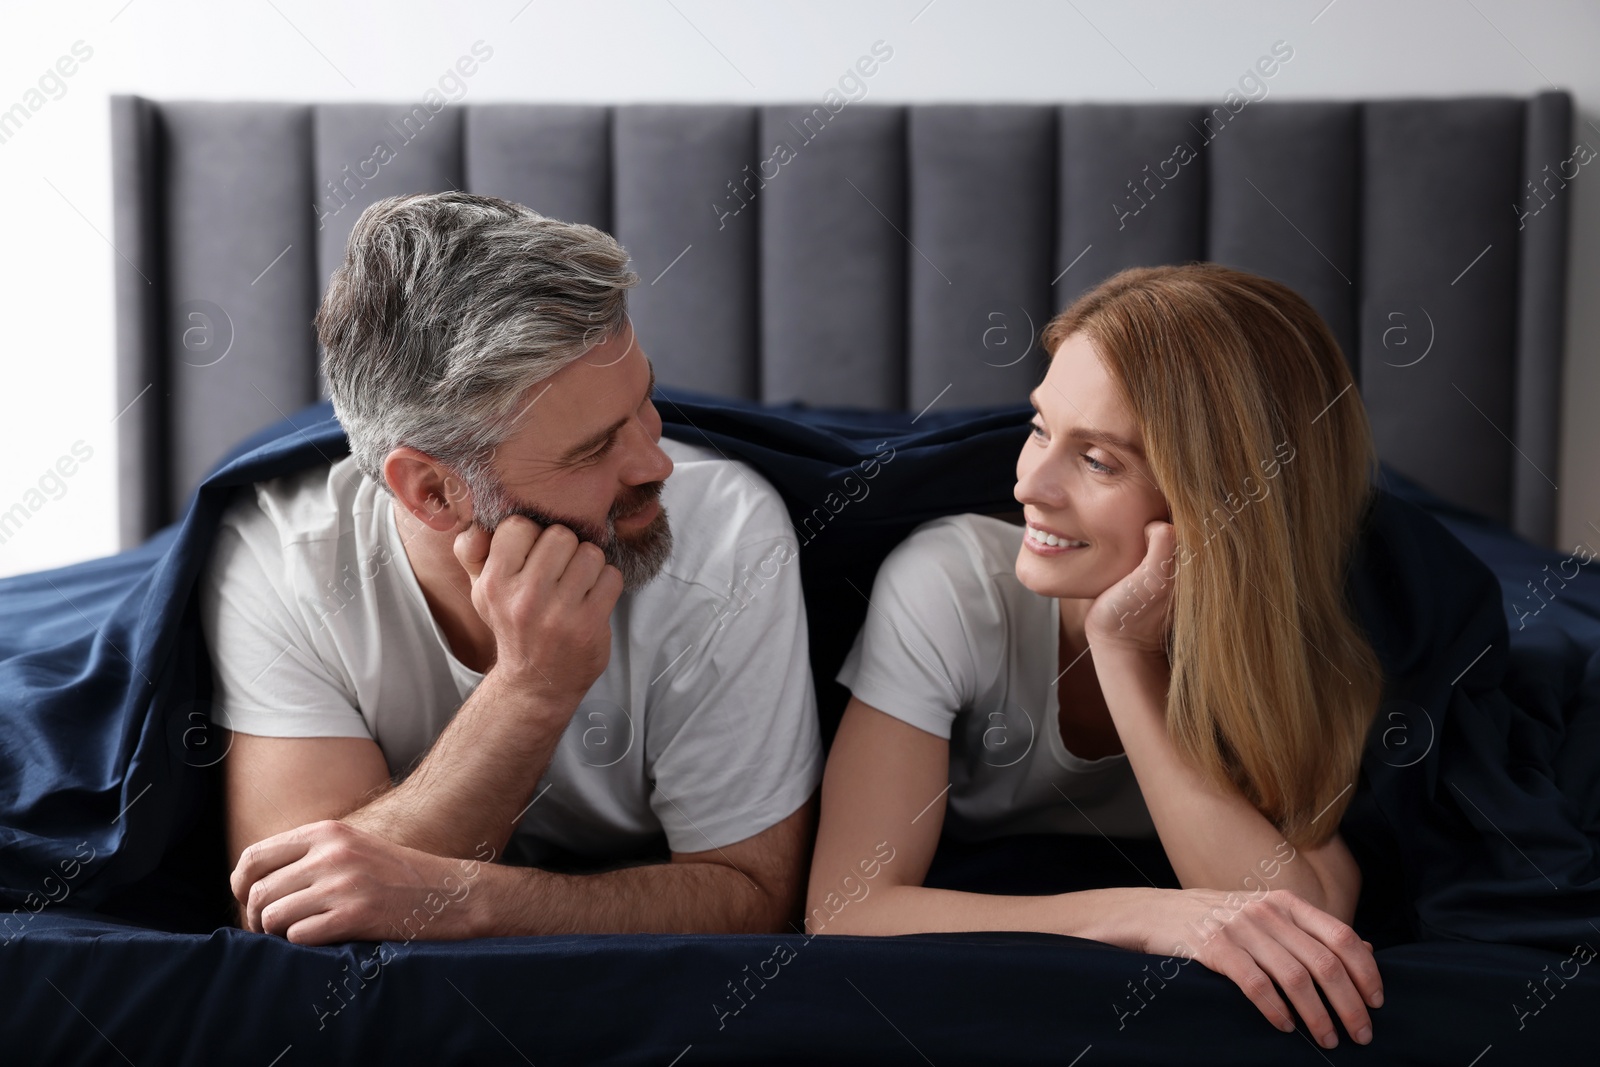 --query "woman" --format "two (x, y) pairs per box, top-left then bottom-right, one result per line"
(809, 264), (1386, 1049)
